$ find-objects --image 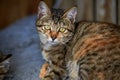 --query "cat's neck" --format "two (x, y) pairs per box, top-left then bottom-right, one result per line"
(41, 42), (66, 64)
